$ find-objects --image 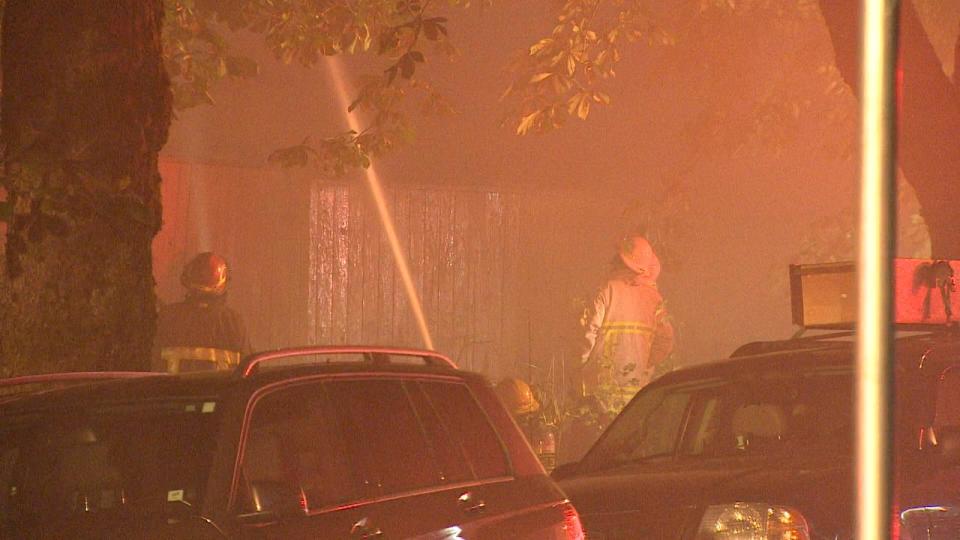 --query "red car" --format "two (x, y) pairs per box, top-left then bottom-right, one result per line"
(0, 347), (584, 539)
